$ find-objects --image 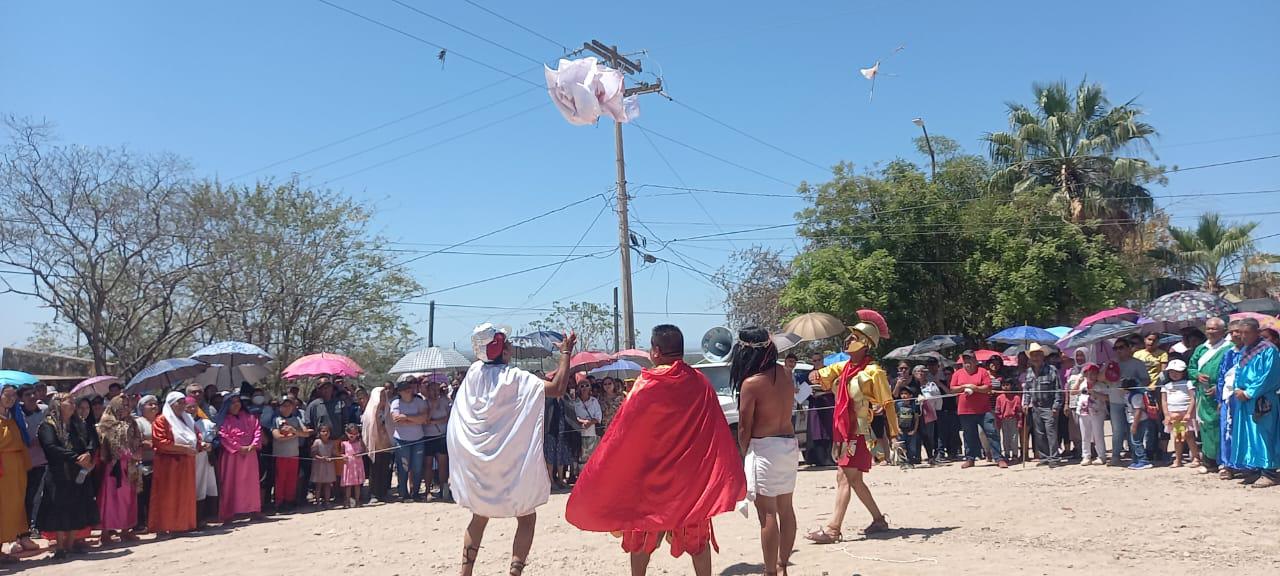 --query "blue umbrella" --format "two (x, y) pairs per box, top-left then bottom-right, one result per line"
(988, 326), (1059, 345)
(589, 359), (642, 374)
(191, 341), (272, 365)
(1058, 321), (1141, 349)
(824, 351), (850, 365)
(126, 358), (210, 394)
(1046, 326), (1073, 338)
(0, 370), (40, 387)
(510, 331), (564, 351)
